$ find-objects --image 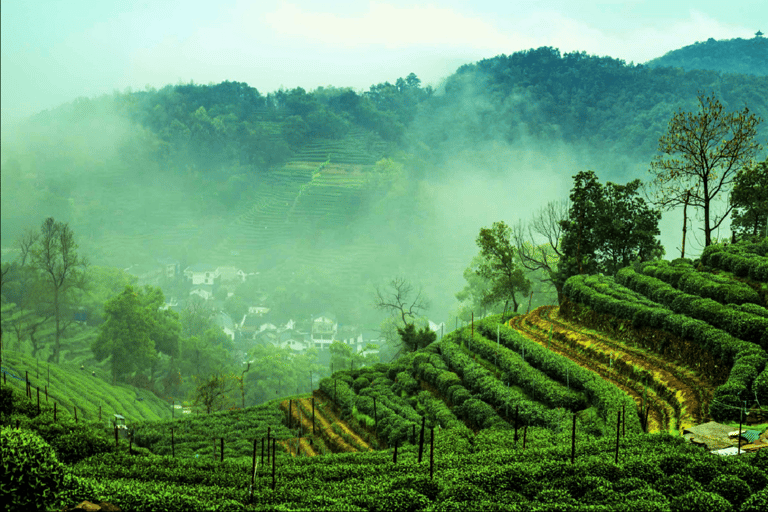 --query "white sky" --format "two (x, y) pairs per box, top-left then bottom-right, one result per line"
(1, 0), (762, 124)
